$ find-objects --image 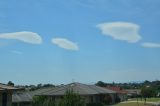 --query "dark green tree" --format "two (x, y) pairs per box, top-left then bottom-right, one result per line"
(95, 81), (106, 87)
(7, 81), (14, 86)
(141, 86), (156, 103)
